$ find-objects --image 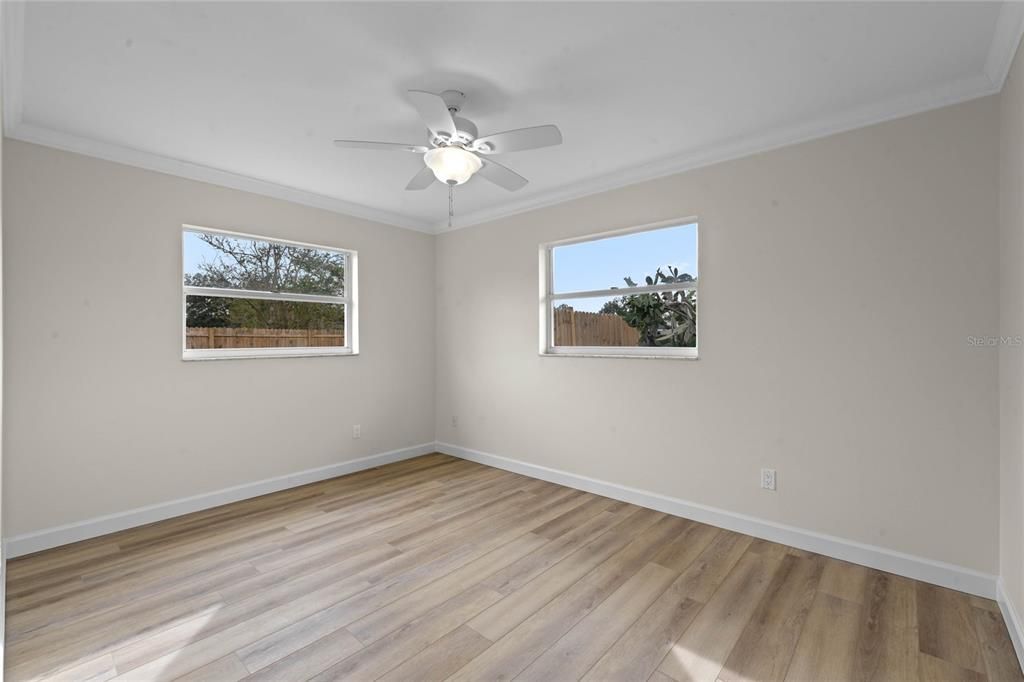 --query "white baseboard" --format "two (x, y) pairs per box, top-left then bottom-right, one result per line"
(436, 441), (998, 599)
(6, 439), (1003, 605)
(5, 442), (436, 558)
(998, 578), (1024, 673)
